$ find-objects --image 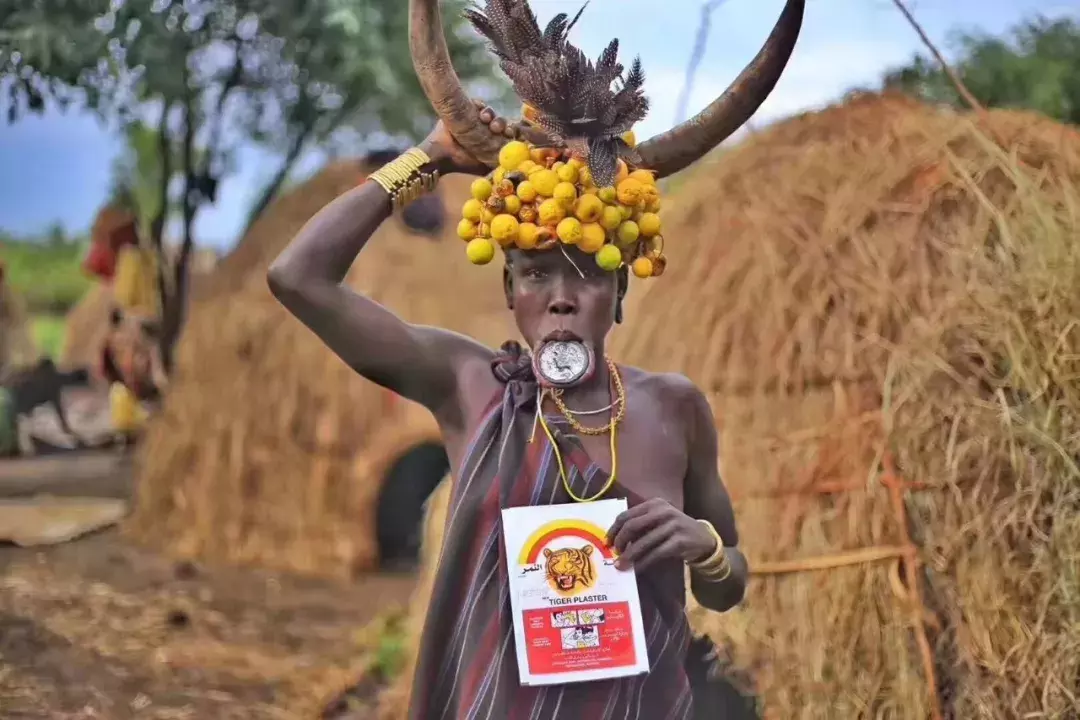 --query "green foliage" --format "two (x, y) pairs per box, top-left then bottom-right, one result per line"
(1, 231), (90, 315)
(884, 16), (1080, 124)
(30, 314), (66, 359)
